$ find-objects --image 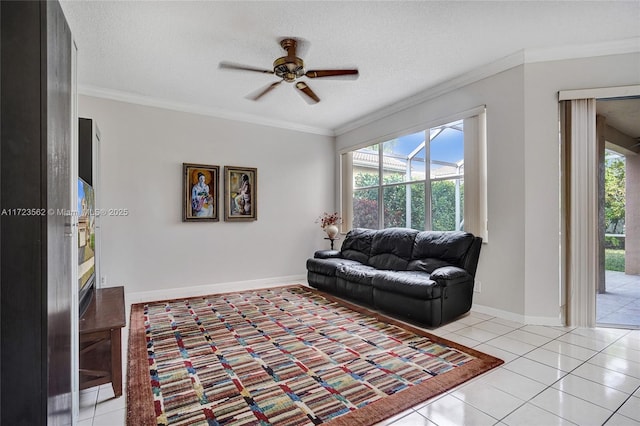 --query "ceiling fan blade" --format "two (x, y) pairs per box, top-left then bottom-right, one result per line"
(219, 61), (274, 75)
(295, 82), (320, 103)
(248, 80), (283, 101)
(305, 69), (359, 79)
